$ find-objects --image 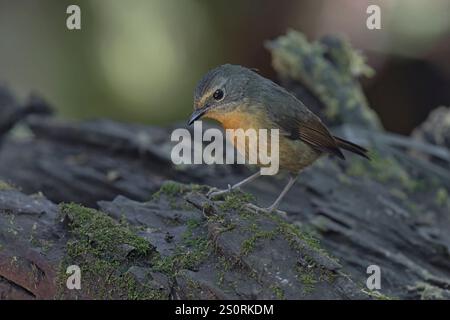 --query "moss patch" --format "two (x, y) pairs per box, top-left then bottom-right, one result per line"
(266, 30), (381, 129)
(294, 252), (337, 294)
(435, 188), (449, 207)
(217, 190), (255, 213)
(58, 203), (165, 299)
(407, 282), (445, 300)
(266, 213), (337, 294)
(152, 238), (209, 275)
(152, 181), (205, 209)
(152, 217), (211, 277)
(269, 214), (322, 252)
(153, 181), (204, 198)
(0, 180), (14, 191)
(240, 229), (277, 256)
(271, 285), (285, 299)
(221, 202), (336, 295)
(297, 268), (318, 293)
(361, 289), (394, 300)
(346, 151), (425, 193)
